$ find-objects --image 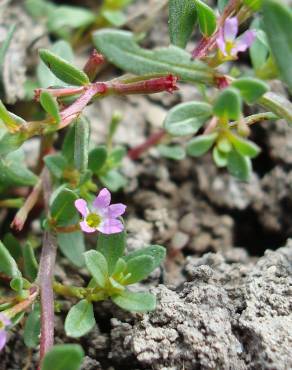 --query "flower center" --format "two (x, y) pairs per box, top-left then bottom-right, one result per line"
(86, 213), (102, 228)
(0, 321), (4, 330)
(225, 41), (235, 56)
